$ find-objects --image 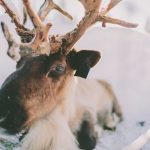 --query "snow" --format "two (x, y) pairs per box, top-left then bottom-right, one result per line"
(1, 0), (150, 149)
